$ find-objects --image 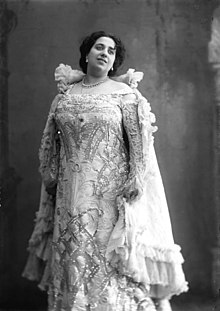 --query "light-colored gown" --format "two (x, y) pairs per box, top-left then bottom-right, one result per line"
(23, 82), (188, 311)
